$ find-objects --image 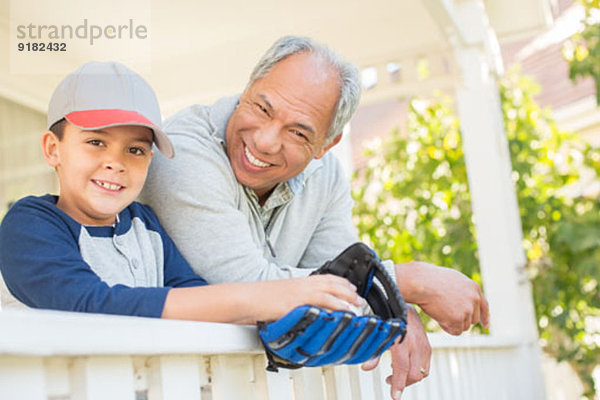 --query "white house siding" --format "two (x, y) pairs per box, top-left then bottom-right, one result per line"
(0, 97), (56, 219)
